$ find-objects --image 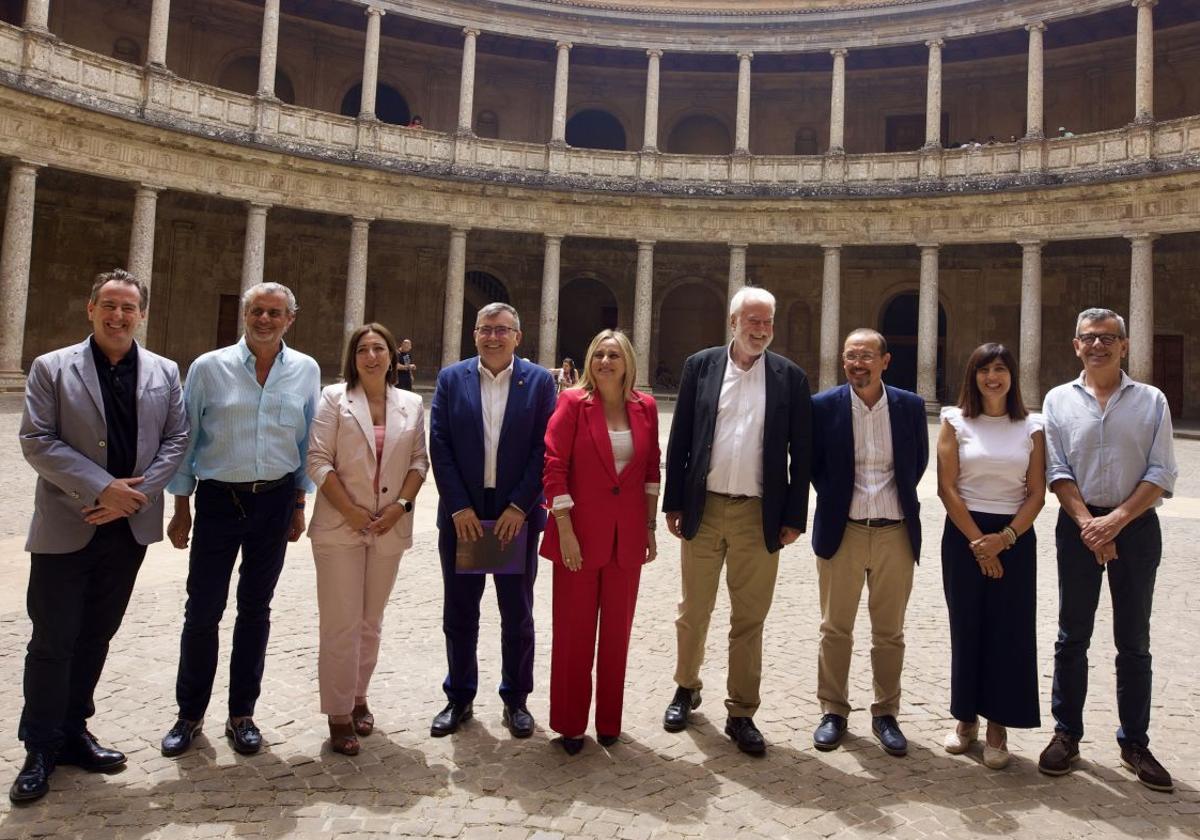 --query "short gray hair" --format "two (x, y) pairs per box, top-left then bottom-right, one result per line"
(1075, 307), (1126, 338)
(243, 282), (298, 315)
(476, 302), (521, 331)
(90, 268), (149, 312)
(729, 286), (776, 319)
